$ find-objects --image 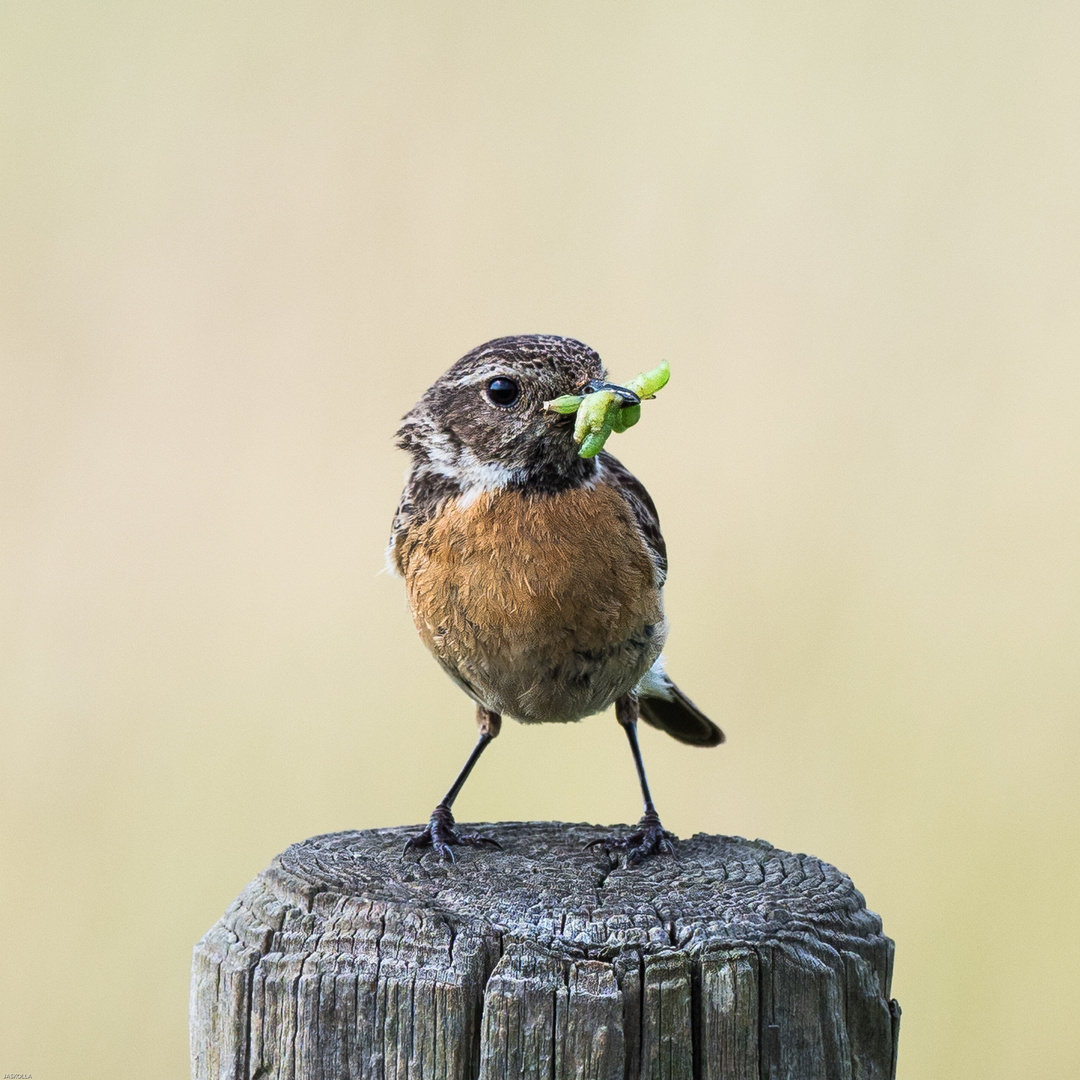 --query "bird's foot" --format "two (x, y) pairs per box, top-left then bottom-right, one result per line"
(585, 809), (676, 868)
(402, 804), (502, 863)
